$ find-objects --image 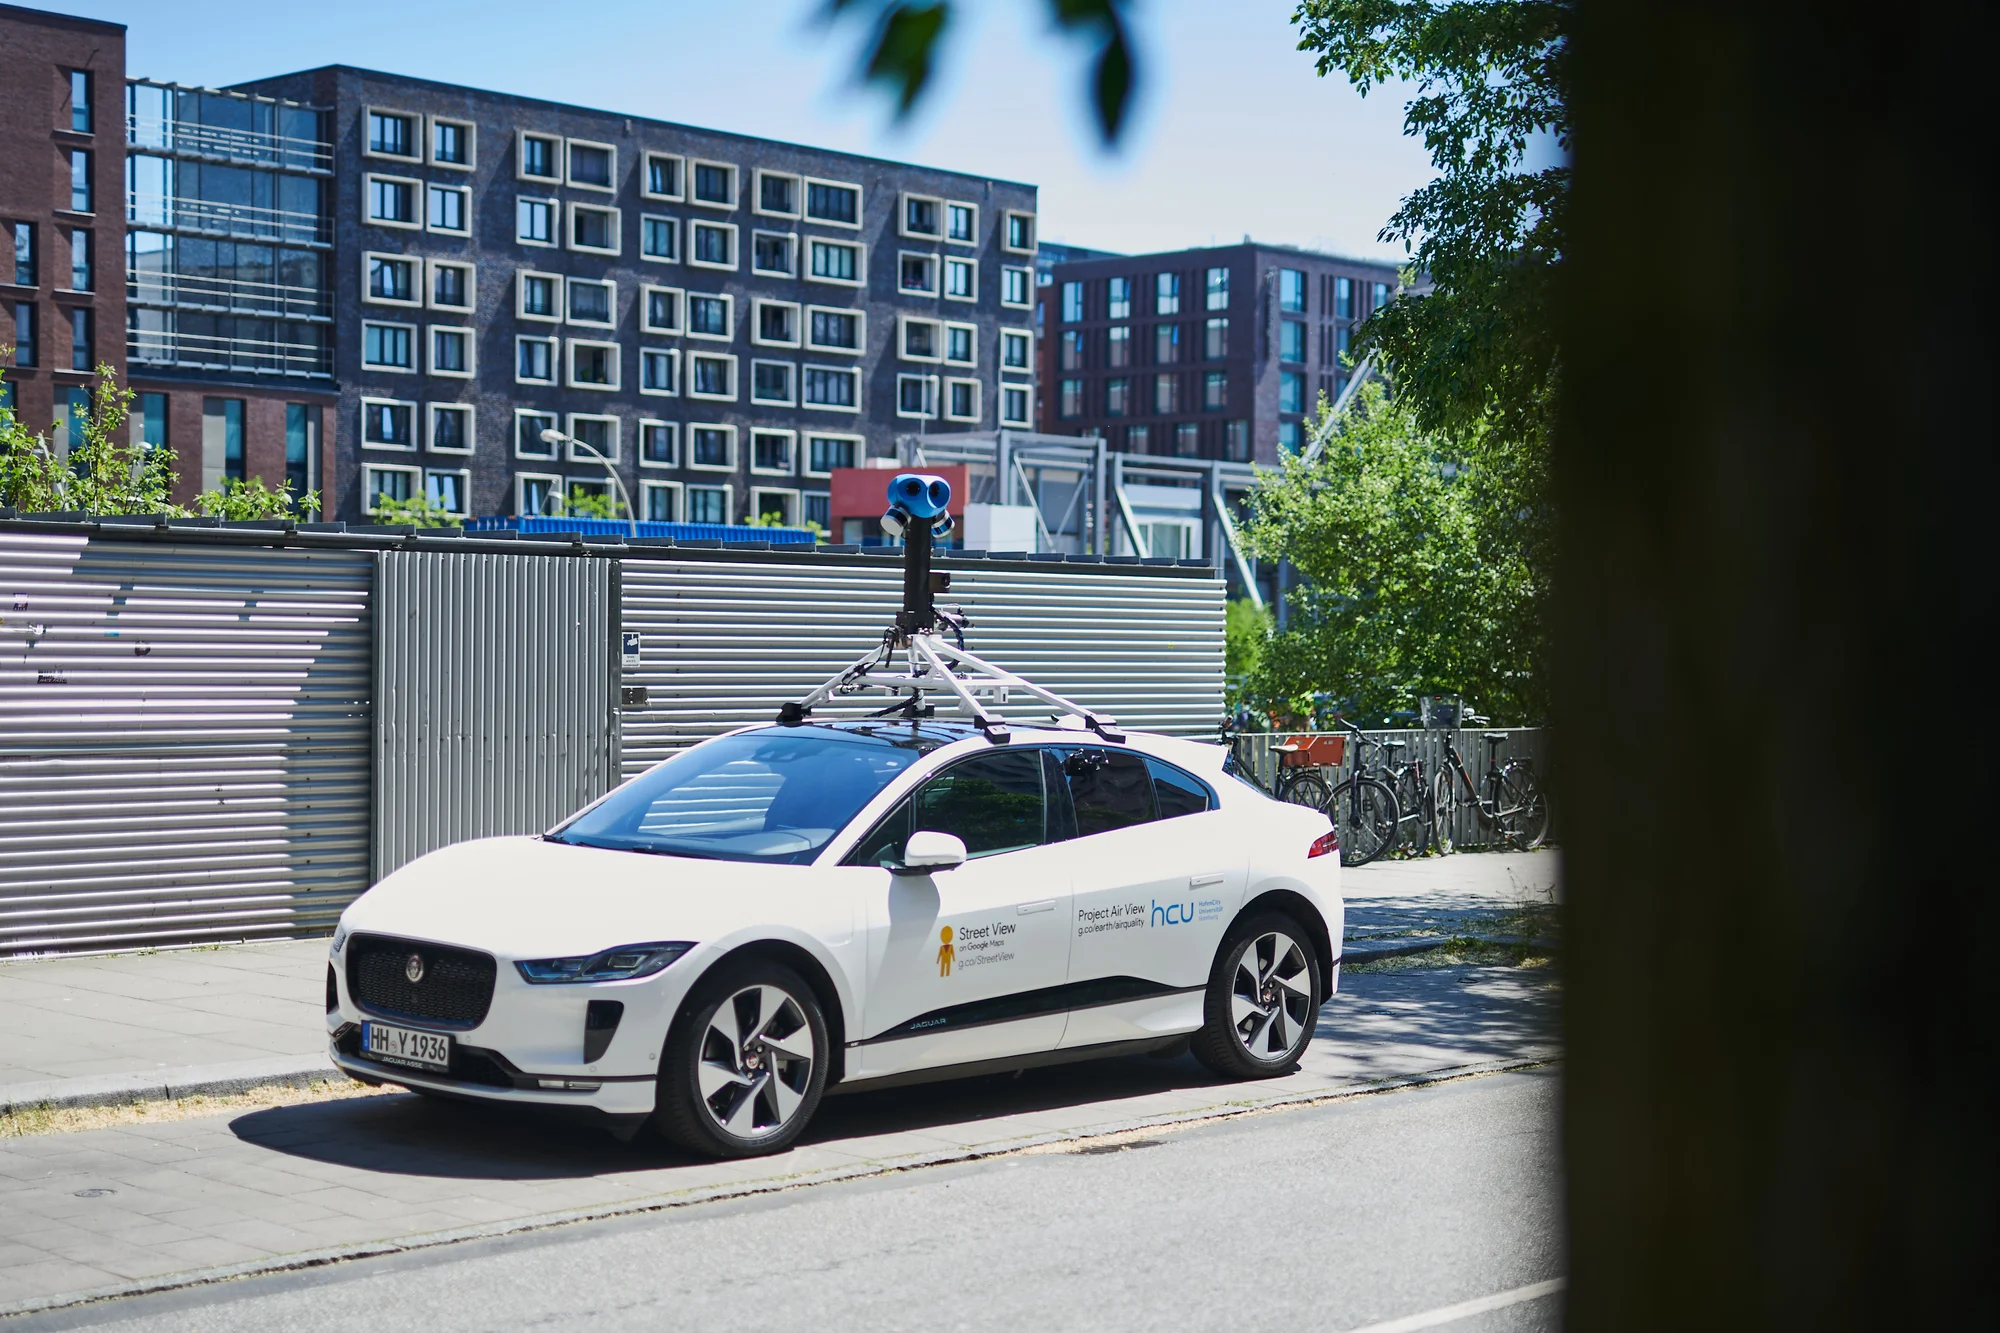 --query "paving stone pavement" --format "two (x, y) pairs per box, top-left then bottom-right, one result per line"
(0, 961), (1560, 1317)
